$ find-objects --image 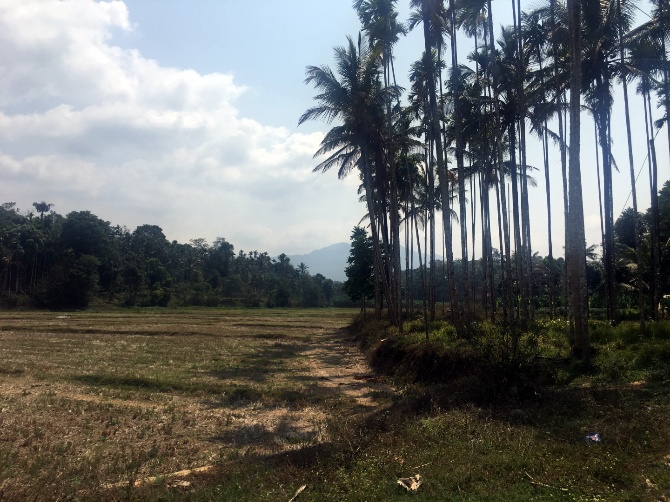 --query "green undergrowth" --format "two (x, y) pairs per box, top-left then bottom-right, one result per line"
(354, 316), (566, 403)
(354, 316), (670, 402)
